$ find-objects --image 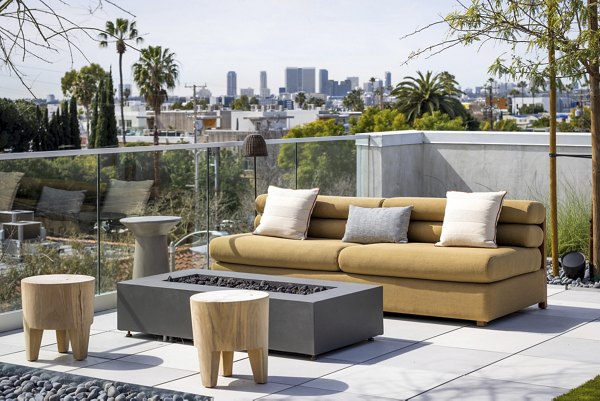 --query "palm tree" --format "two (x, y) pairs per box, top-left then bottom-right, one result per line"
(343, 89), (365, 111)
(132, 45), (179, 188)
(391, 71), (465, 123)
(294, 92), (306, 109)
(99, 18), (143, 145)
